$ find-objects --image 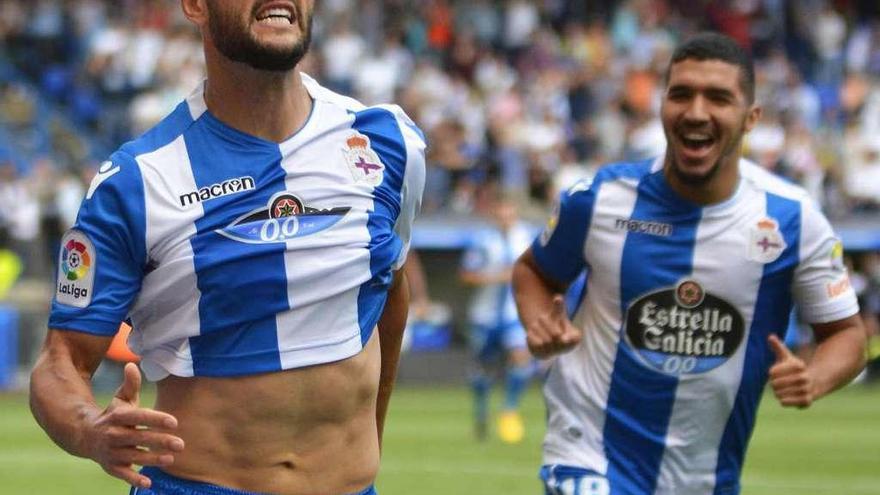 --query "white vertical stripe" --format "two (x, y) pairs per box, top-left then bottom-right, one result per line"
(653, 188), (766, 494)
(542, 178), (640, 472)
(128, 136), (201, 380)
(275, 117), (374, 368)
